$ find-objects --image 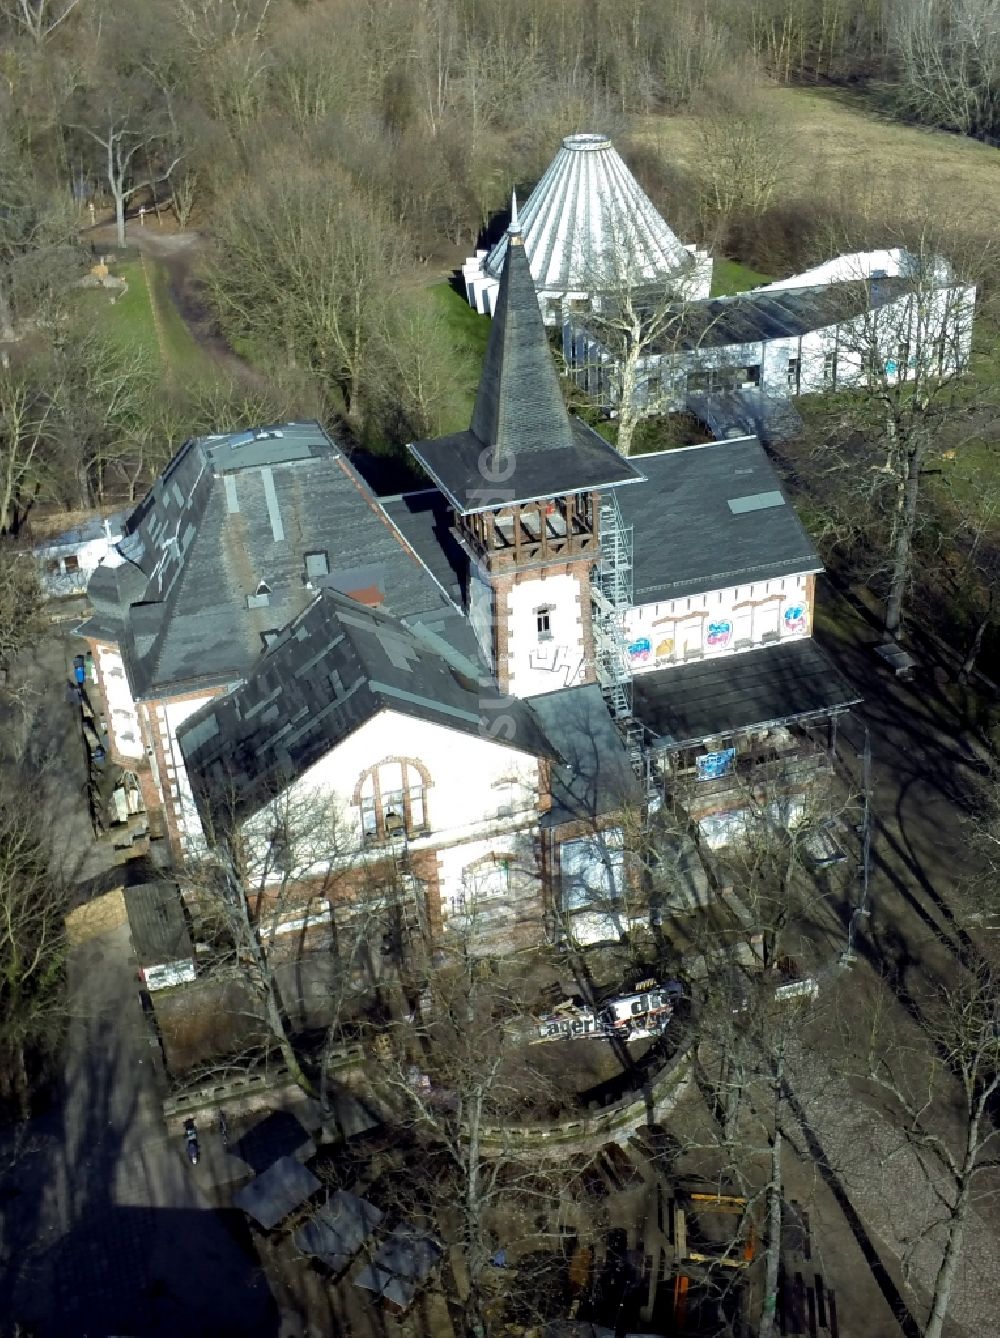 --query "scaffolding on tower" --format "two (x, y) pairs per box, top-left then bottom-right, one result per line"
(591, 493), (657, 788)
(592, 492), (634, 721)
